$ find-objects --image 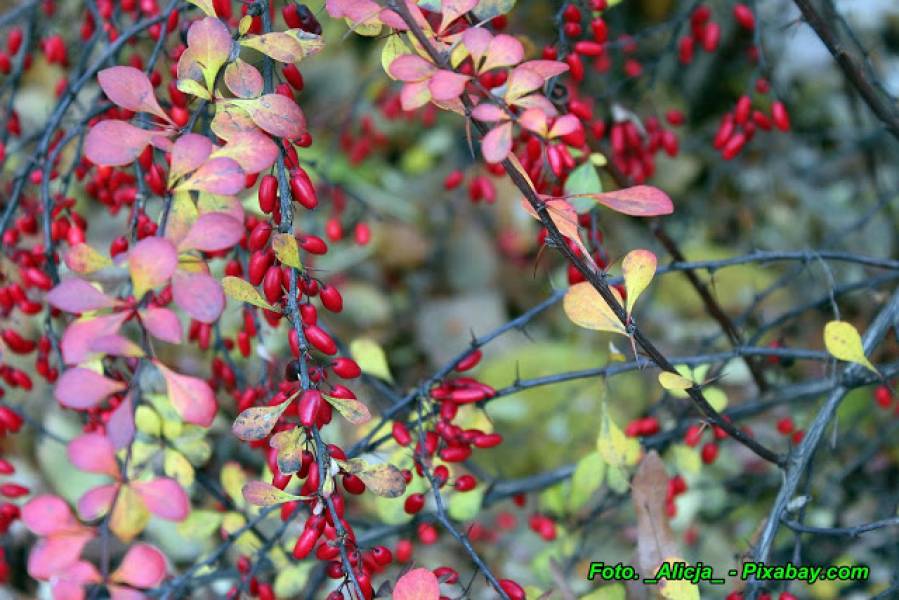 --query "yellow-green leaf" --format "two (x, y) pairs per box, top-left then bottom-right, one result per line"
(824, 320), (877, 374)
(322, 393), (372, 425)
(274, 563), (314, 598)
(447, 484), (485, 521)
(382, 34), (411, 79)
(338, 458), (406, 498)
(222, 276), (279, 311)
(658, 557), (701, 600)
(569, 451), (606, 511)
(164, 448), (195, 487)
(581, 583), (626, 600)
(622, 249), (656, 316)
(65, 243), (112, 274)
(109, 484), (150, 543)
(658, 371), (693, 391)
(563, 282), (626, 335)
(176, 78), (211, 100)
(270, 427), (305, 474)
(232, 397), (292, 441)
(350, 337), (393, 381)
(186, 0), (216, 17)
(177, 509), (223, 539)
(221, 461), (247, 507)
(271, 233), (302, 269)
(242, 481), (307, 506)
(597, 402), (641, 467)
(239, 30), (324, 63)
